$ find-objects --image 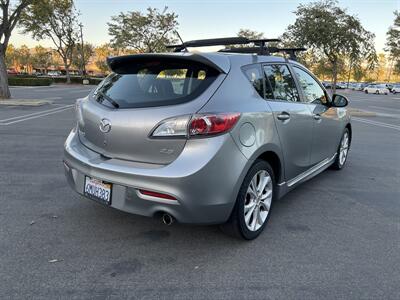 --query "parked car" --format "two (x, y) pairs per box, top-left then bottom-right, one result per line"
(364, 84), (389, 95)
(352, 83), (366, 91)
(322, 81), (341, 89)
(7, 69), (18, 75)
(47, 71), (62, 77)
(386, 83), (393, 92)
(63, 38), (352, 240)
(391, 84), (400, 94)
